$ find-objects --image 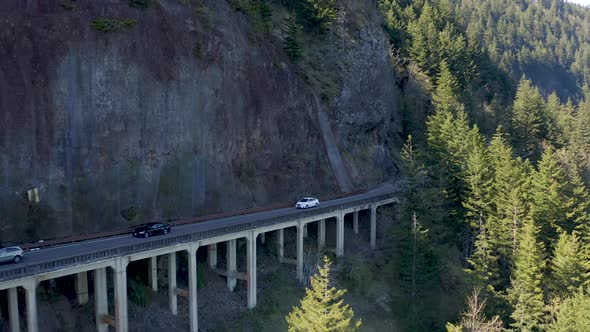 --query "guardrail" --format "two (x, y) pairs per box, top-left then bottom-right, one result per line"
(0, 191), (398, 282)
(19, 190), (368, 251)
